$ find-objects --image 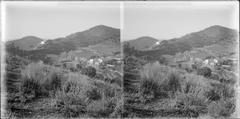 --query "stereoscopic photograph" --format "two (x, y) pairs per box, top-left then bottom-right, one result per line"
(1, 1), (239, 119)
